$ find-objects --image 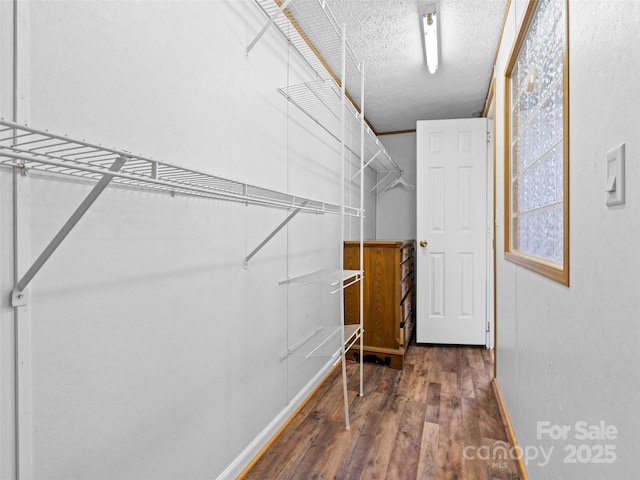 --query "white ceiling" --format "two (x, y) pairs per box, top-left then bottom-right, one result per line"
(321, 0), (509, 133)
